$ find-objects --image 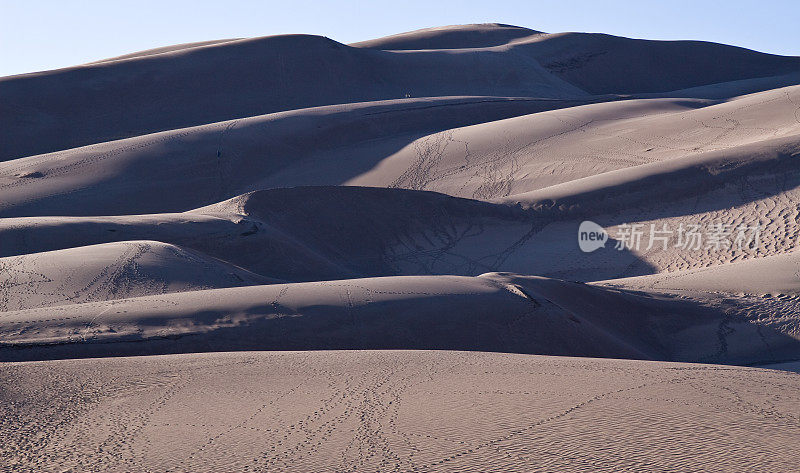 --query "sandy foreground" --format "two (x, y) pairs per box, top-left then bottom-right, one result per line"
(2, 350), (799, 473)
